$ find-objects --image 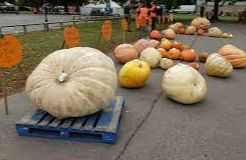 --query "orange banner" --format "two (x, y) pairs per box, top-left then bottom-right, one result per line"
(0, 35), (23, 68)
(64, 27), (80, 48)
(102, 20), (112, 41)
(121, 19), (128, 31)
